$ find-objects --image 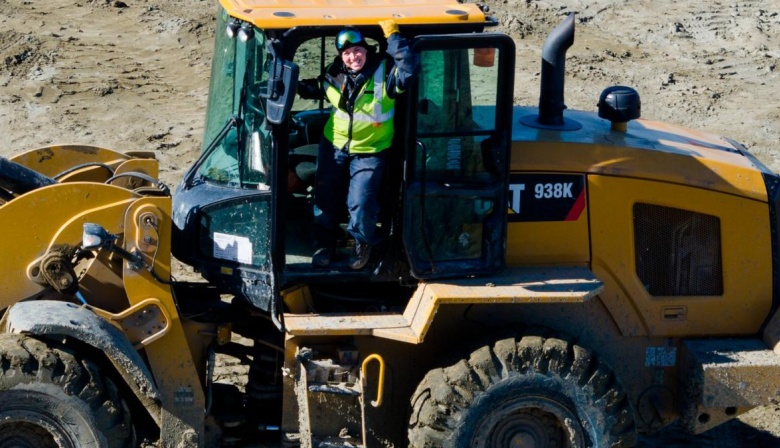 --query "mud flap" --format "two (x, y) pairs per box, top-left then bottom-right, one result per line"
(1, 300), (162, 422)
